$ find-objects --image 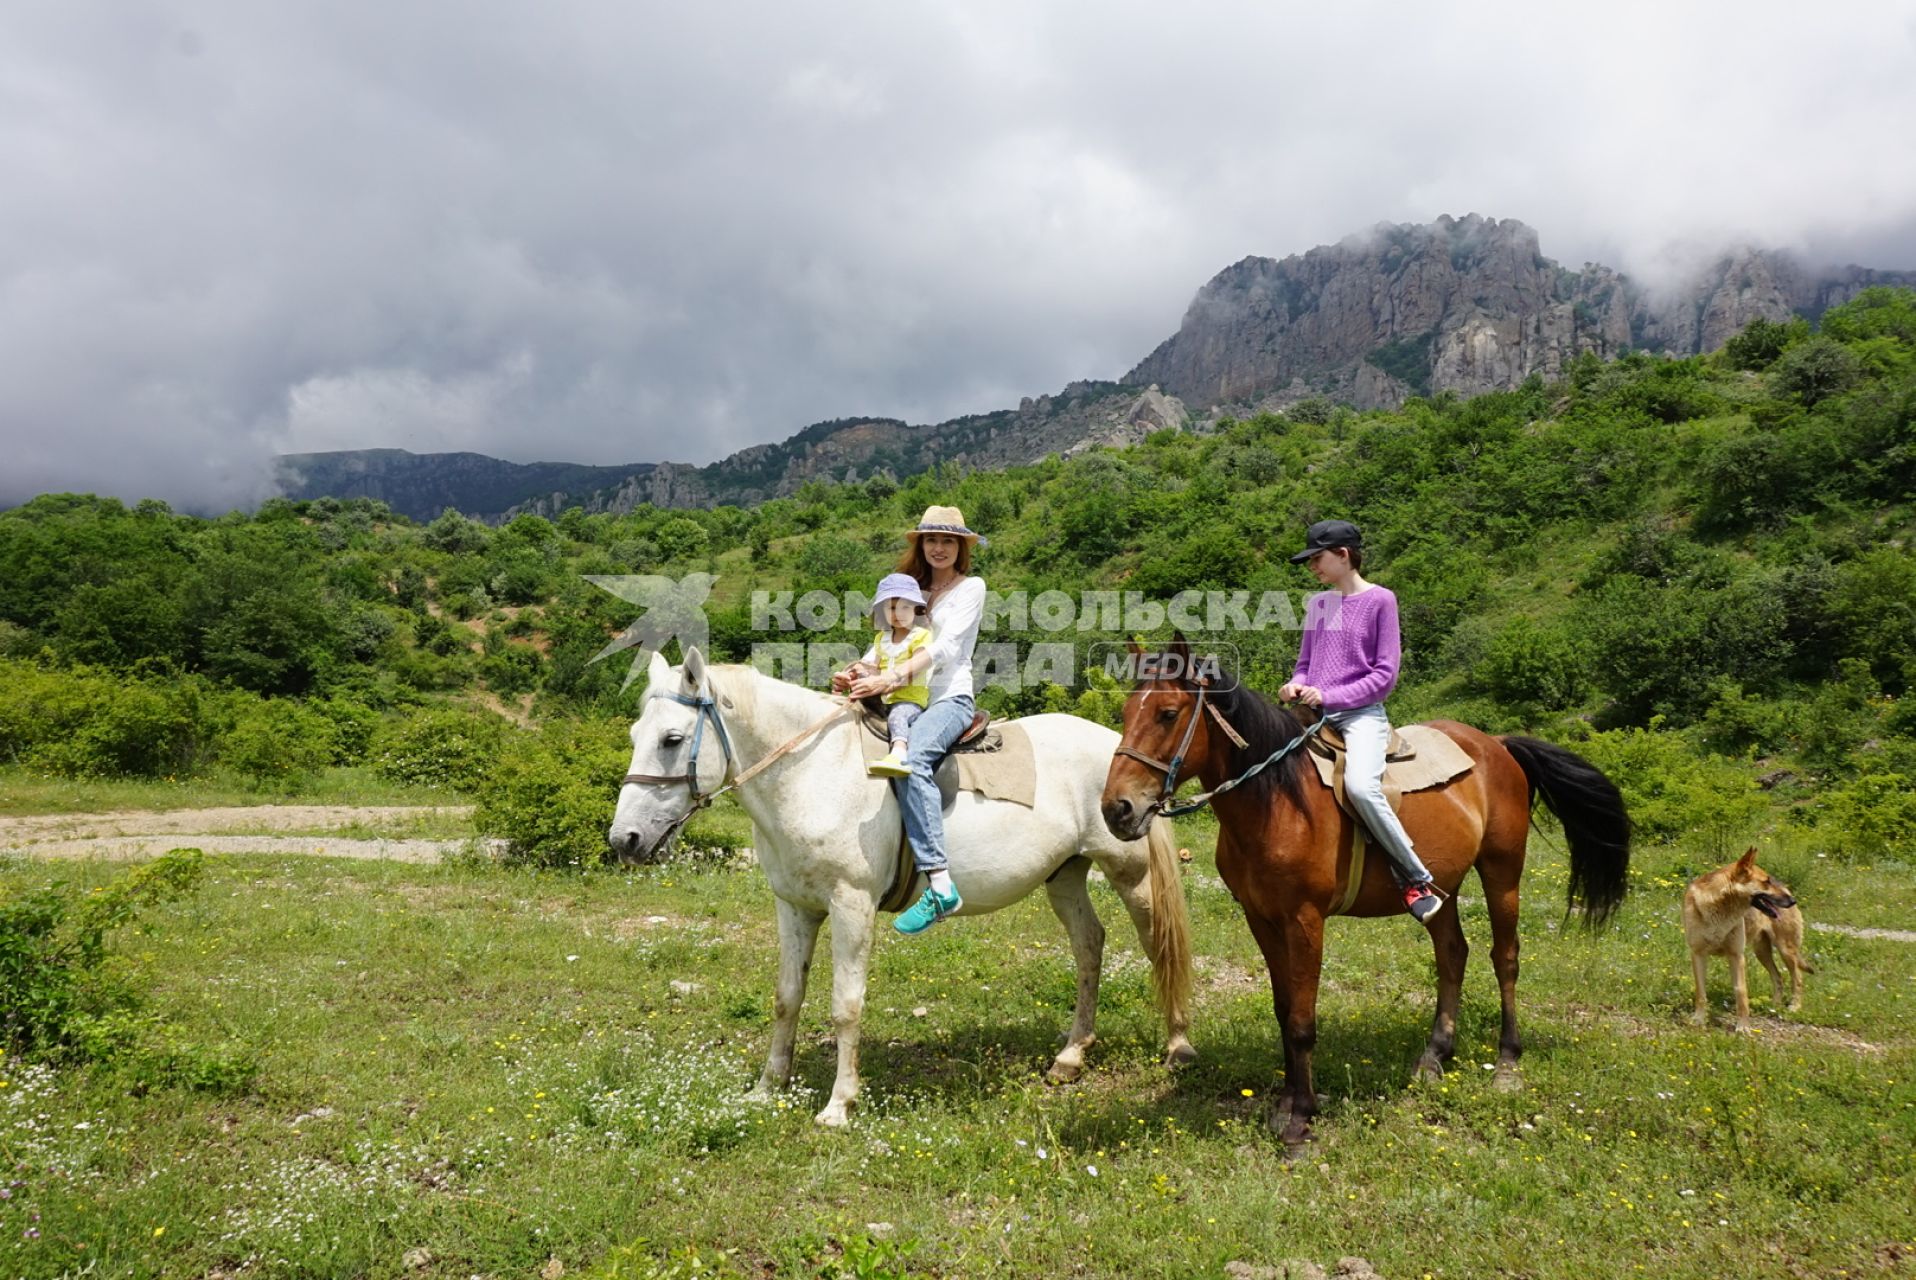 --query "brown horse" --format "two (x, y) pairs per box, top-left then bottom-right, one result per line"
(1100, 637), (1630, 1150)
